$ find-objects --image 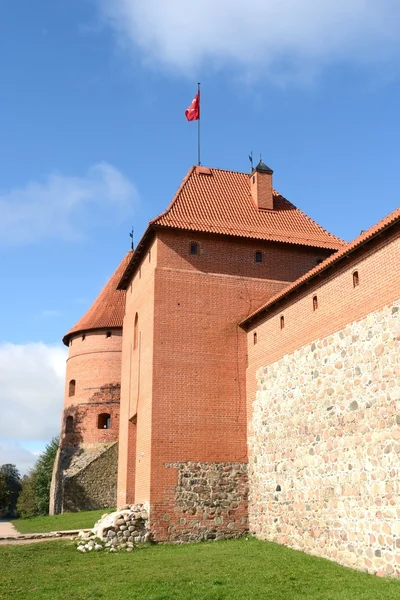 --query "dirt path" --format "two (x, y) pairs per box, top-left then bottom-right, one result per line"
(0, 520), (18, 536)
